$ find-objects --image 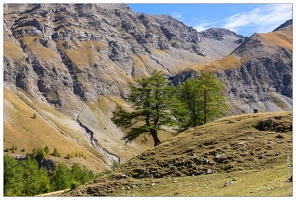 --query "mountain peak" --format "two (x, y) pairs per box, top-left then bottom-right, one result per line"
(273, 19), (292, 32)
(199, 28), (245, 41)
